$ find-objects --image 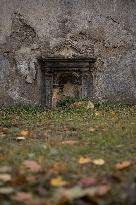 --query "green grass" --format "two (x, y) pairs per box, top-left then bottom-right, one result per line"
(0, 104), (136, 204)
